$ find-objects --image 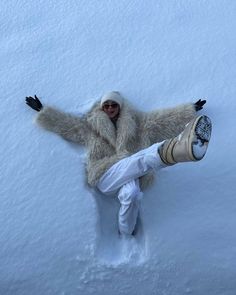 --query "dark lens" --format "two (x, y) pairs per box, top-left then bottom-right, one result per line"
(103, 103), (118, 109)
(103, 104), (110, 110)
